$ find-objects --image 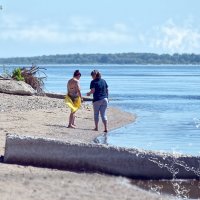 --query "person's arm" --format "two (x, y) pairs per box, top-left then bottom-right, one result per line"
(87, 88), (95, 96)
(67, 81), (70, 95)
(87, 81), (95, 96)
(105, 81), (109, 101)
(78, 89), (82, 98)
(105, 80), (109, 97)
(79, 91), (84, 102)
(106, 88), (109, 97)
(77, 82), (83, 101)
